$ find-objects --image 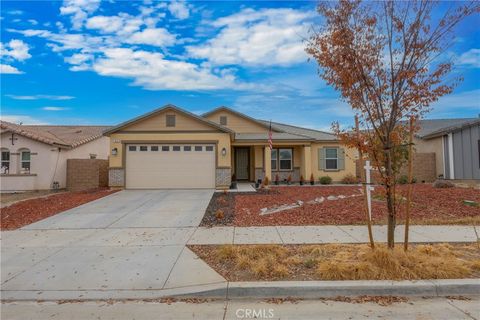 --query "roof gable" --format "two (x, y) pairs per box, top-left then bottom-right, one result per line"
(202, 106), (275, 133)
(0, 121), (109, 148)
(104, 104), (233, 135)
